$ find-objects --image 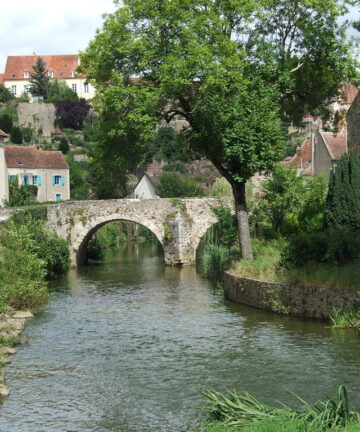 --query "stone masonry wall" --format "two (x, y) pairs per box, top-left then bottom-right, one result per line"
(223, 271), (360, 320)
(17, 102), (56, 137)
